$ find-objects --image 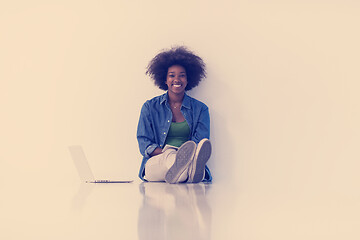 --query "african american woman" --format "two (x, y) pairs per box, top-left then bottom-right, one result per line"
(137, 46), (212, 184)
